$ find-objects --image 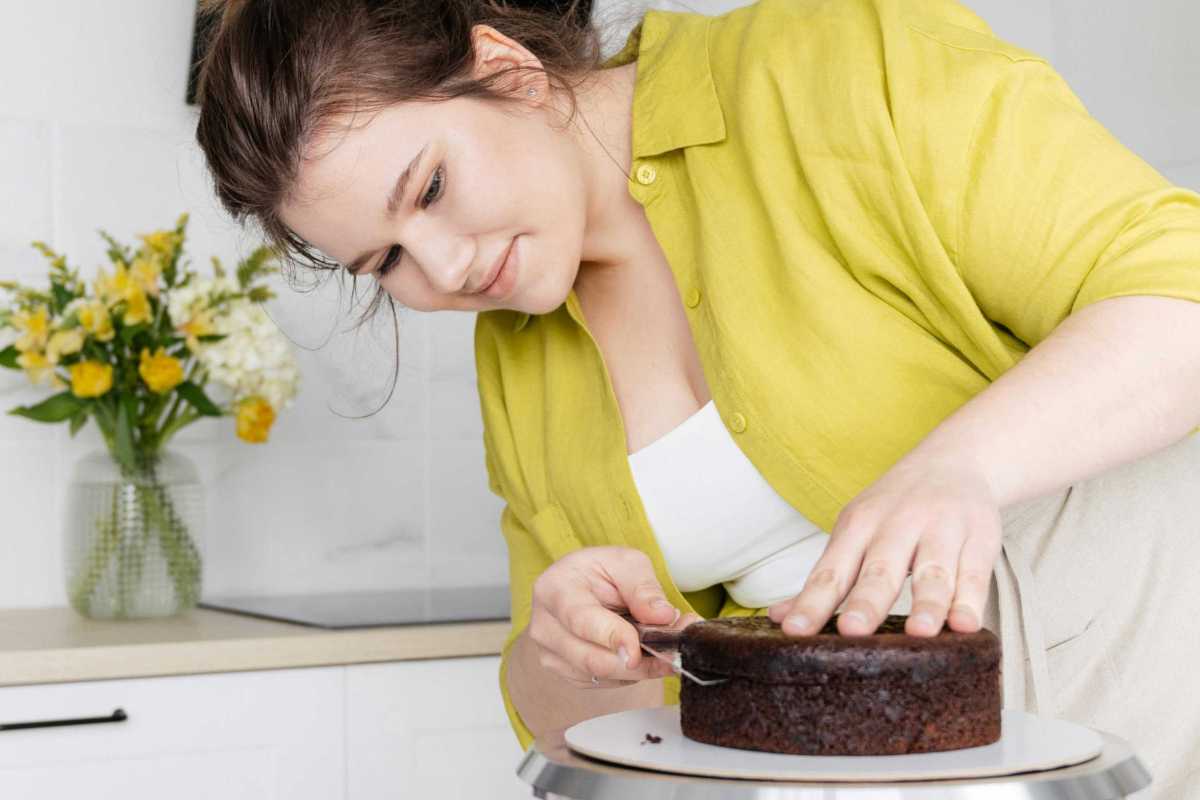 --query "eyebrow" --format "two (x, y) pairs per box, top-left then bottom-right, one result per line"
(343, 141), (430, 276)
